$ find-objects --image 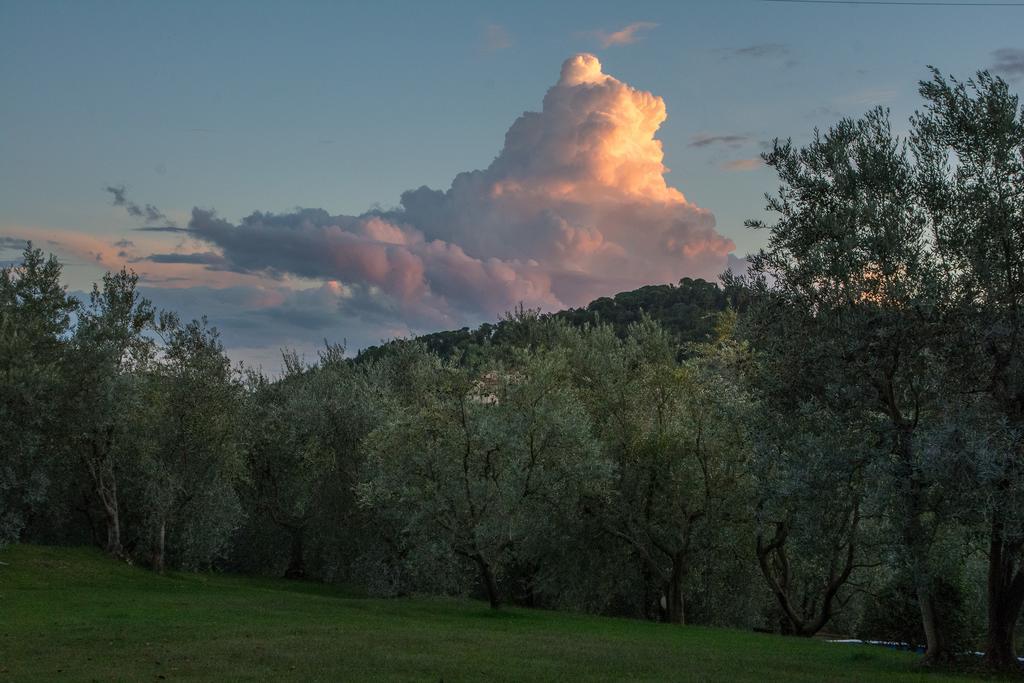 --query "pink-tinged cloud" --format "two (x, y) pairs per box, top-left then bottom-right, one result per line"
(0, 225), (272, 293)
(388, 54), (732, 302)
(185, 208), (562, 322)
(483, 23), (513, 52)
(141, 54), (734, 328)
(721, 158), (764, 172)
(596, 22), (658, 48)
